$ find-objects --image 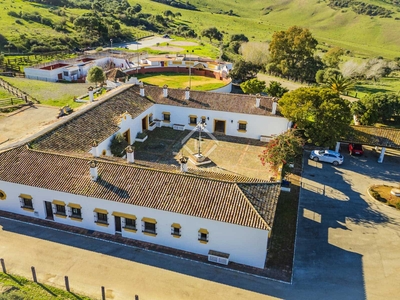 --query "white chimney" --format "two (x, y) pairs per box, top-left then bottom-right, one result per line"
(271, 98), (278, 115)
(91, 140), (99, 157)
(185, 87), (190, 100)
(180, 156), (188, 173)
(139, 82), (145, 97)
(255, 94), (261, 108)
(126, 146), (134, 163)
(88, 86), (94, 102)
(89, 160), (98, 181)
(163, 84), (168, 98)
